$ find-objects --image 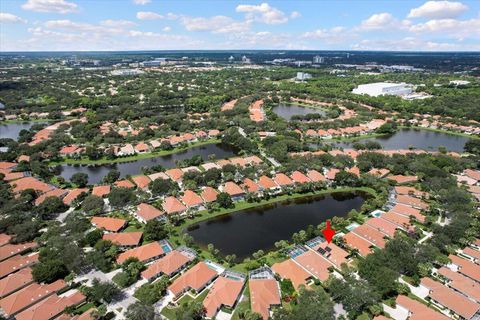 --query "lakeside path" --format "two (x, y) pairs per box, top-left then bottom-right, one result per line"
(48, 139), (221, 166)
